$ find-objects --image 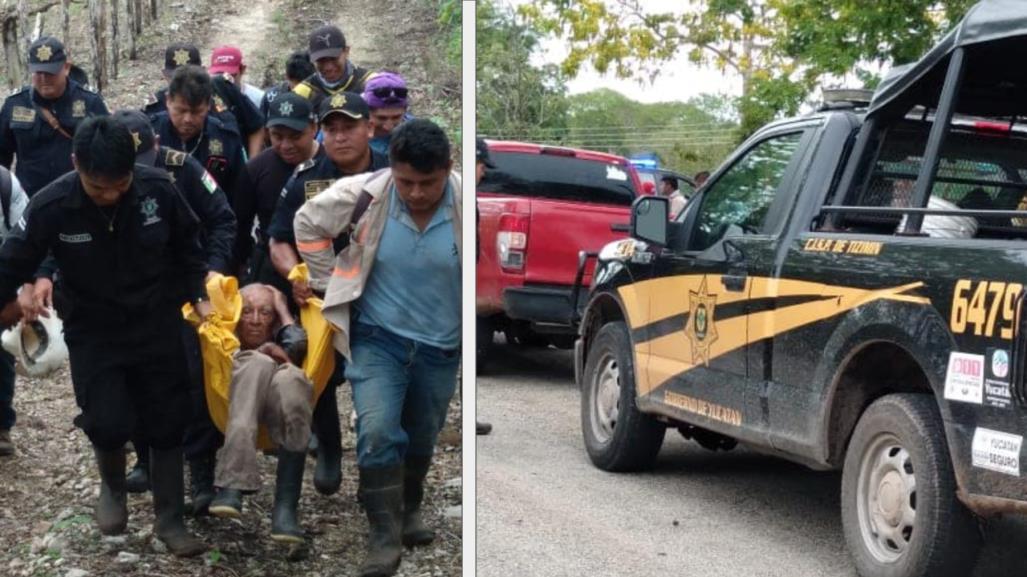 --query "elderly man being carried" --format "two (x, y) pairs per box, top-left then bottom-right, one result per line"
(208, 283), (312, 543)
